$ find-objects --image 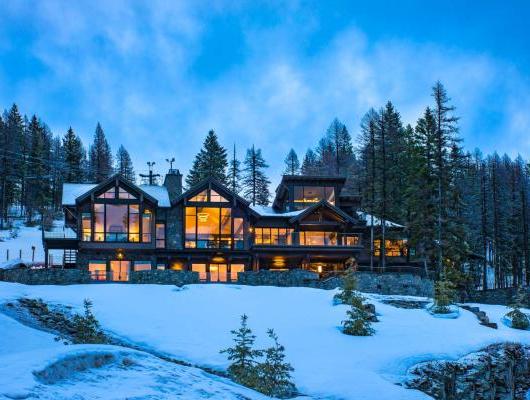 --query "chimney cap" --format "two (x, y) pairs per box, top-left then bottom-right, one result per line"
(167, 168), (181, 175)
